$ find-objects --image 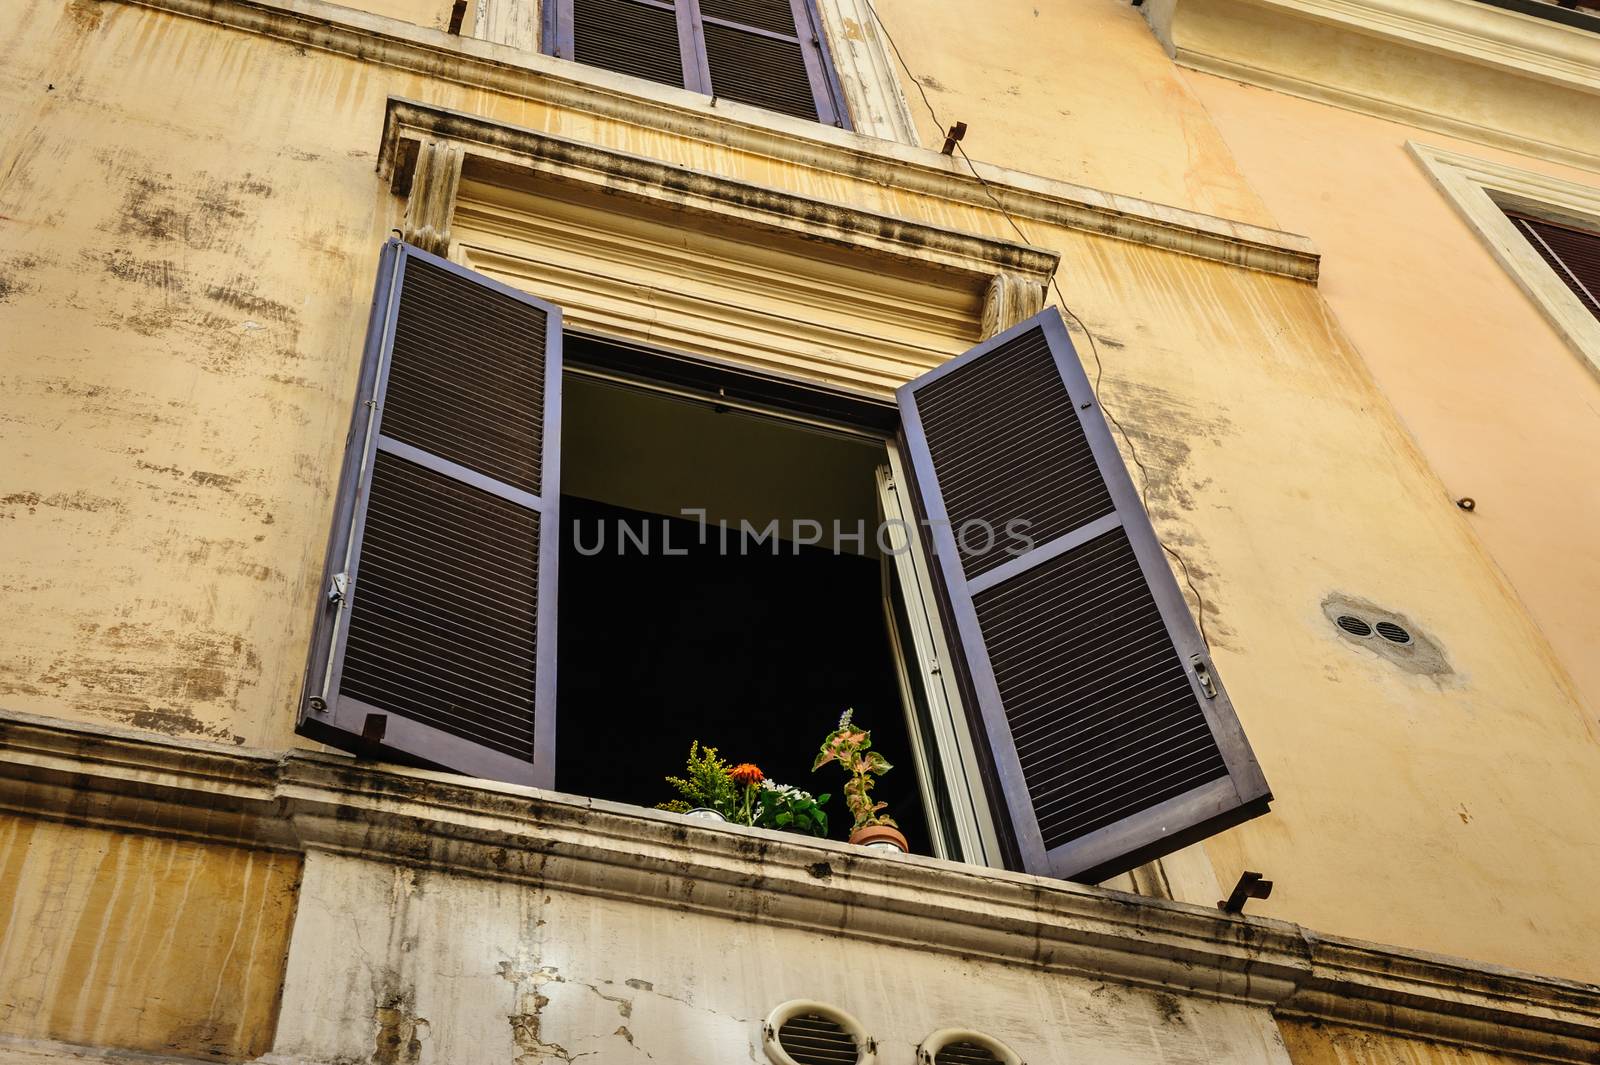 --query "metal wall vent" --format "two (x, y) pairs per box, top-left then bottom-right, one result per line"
(936, 1041), (1003, 1065)
(764, 1001), (874, 1065)
(1336, 615), (1372, 637)
(1374, 621), (1411, 644)
(1321, 594), (1450, 677)
(918, 1029), (1023, 1065)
